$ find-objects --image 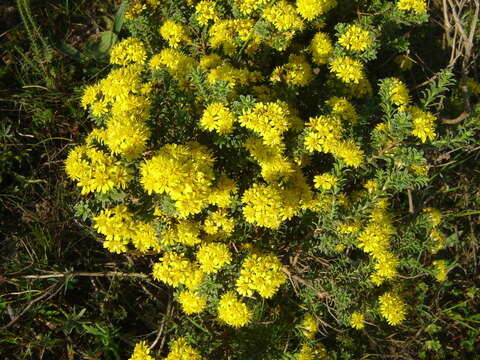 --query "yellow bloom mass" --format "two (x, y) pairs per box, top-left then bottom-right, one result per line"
(296, 0), (336, 21)
(238, 101), (292, 146)
(350, 311), (365, 330)
(129, 341), (154, 360)
(217, 291), (252, 327)
(160, 20), (190, 48)
(196, 242), (232, 274)
(236, 253), (286, 298)
(263, 0), (304, 32)
(195, 0), (218, 26)
(200, 102), (236, 134)
(329, 56), (365, 84)
(378, 291), (407, 325)
(178, 290), (207, 315)
(338, 25), (372, 52)
(409, 106), (436, 143)
(110, 37), (147, 66)
(165, 337), (203, 360)
(397, 0), (427, 14)
(310, 32), (333, 65)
